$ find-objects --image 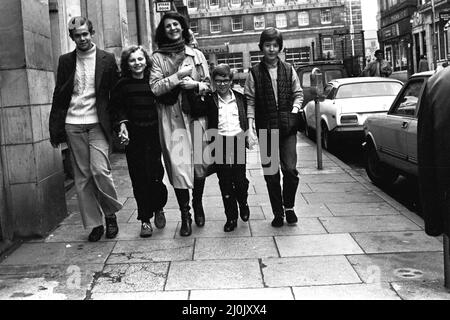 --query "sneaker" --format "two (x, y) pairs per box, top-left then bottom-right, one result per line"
(154, 209), (166, 229)
(271, 215), (284, 228)
(140, 222), (153, 238)
(285, 210), (298, 225)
